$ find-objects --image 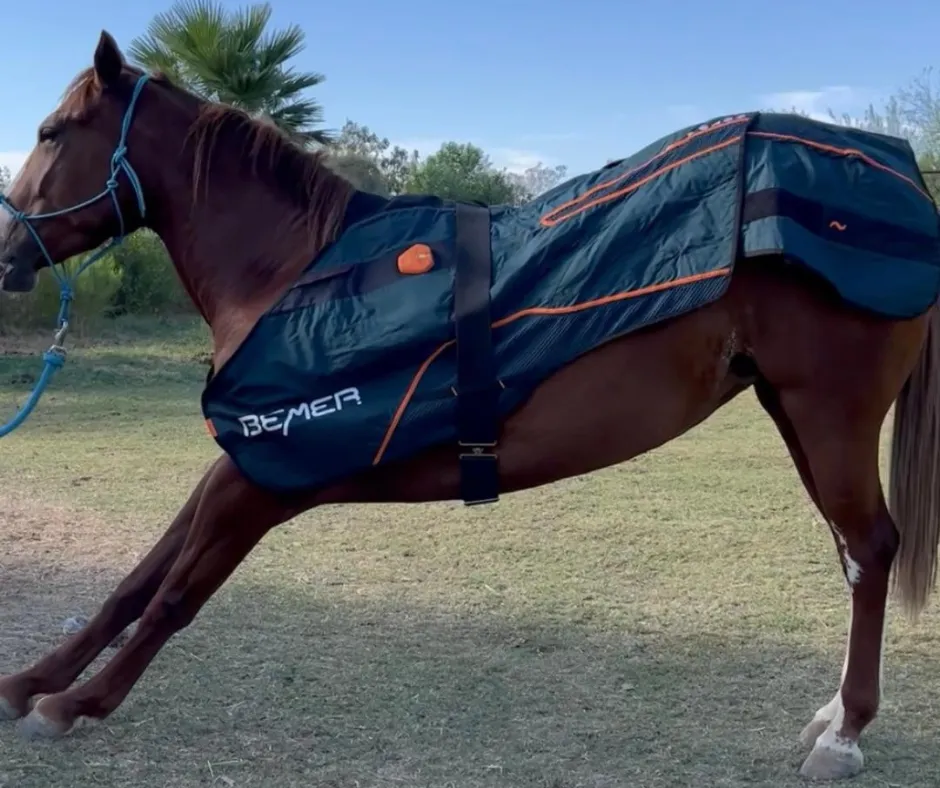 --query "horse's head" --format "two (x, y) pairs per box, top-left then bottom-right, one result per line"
(0, 31), (149, 292)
